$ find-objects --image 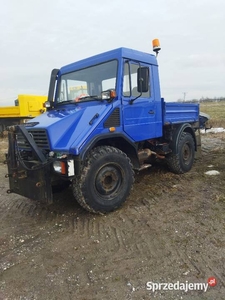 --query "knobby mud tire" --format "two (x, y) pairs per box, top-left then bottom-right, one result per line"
(167, 132), (195, 174)
(72, 146), (134, 214)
